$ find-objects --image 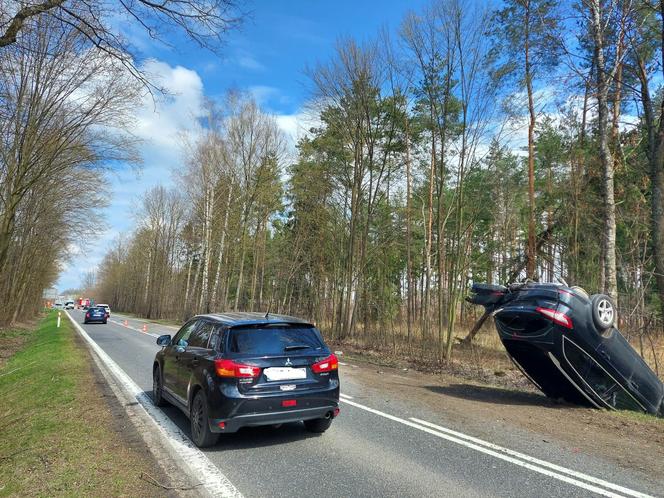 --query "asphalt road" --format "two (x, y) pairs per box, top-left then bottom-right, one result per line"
(69, 310), (660, 498)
